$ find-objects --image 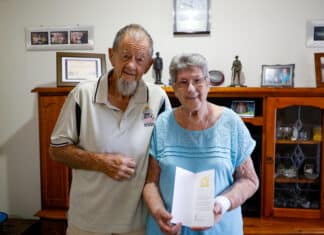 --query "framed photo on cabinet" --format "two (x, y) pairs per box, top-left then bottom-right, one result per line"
(261, 64), (295, 87)
(314, 53), (324, 87)
(56, 52), (106, 87)
(231, 100), (255, 117)
(173, 0), (210, 34)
